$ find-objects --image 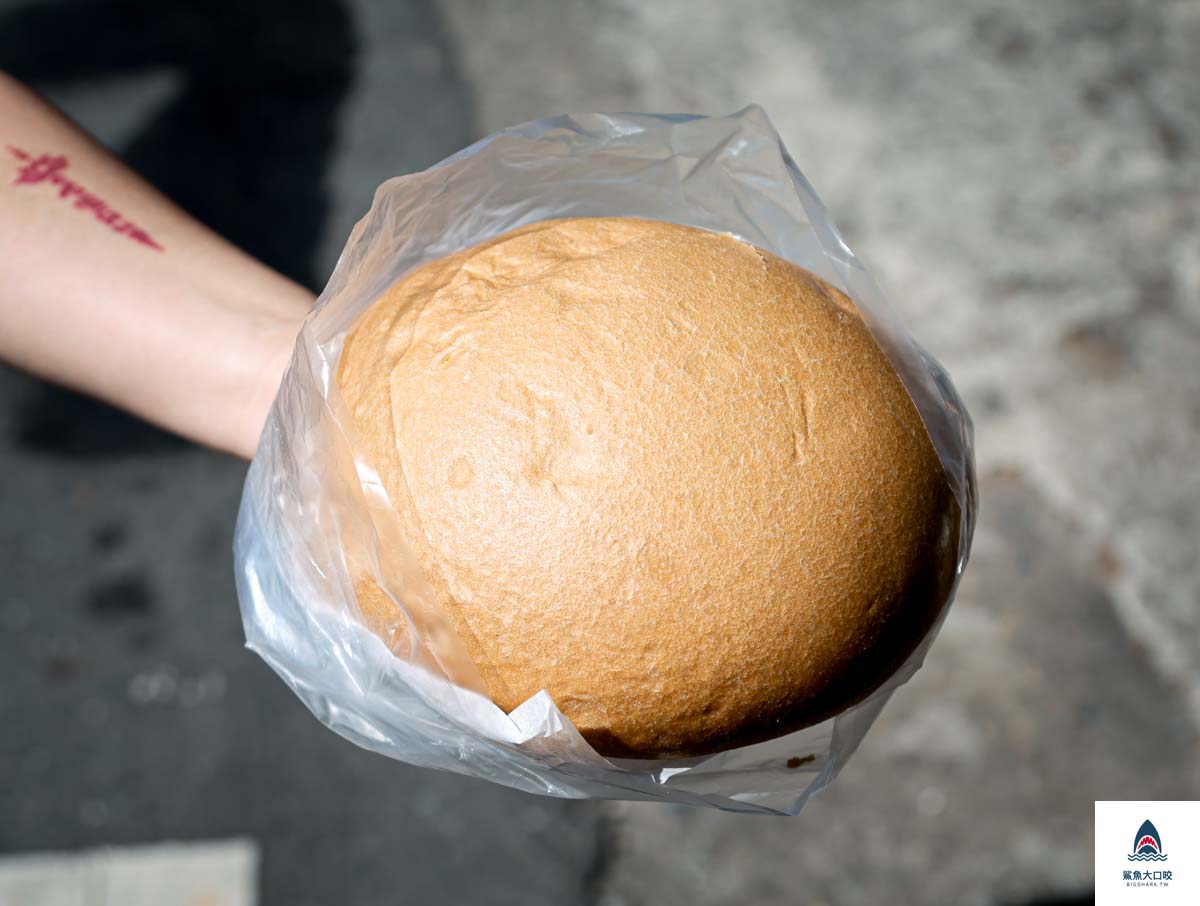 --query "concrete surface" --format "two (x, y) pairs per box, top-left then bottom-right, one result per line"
(2, 0), (1198, 904)
(0, 839), (257, 906)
